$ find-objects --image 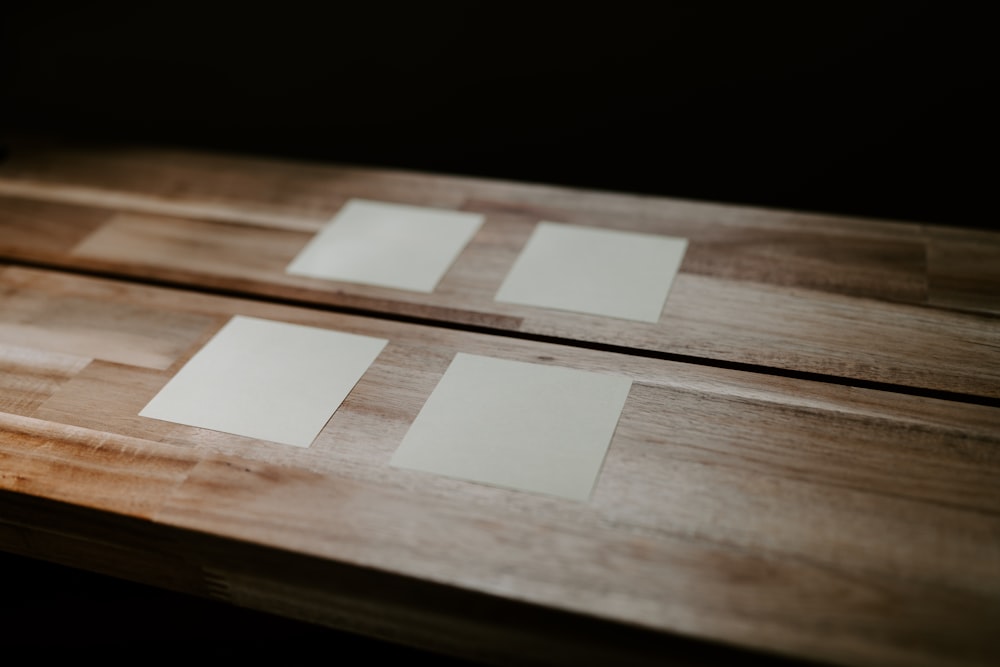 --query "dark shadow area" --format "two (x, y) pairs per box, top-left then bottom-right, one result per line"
(2, 3), (997, 227)
(0, 550), (476, 661)
(0, 544), (822, 665)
